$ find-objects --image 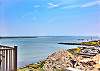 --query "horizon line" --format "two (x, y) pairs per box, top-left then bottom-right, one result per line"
(0, 35), (99, 37)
